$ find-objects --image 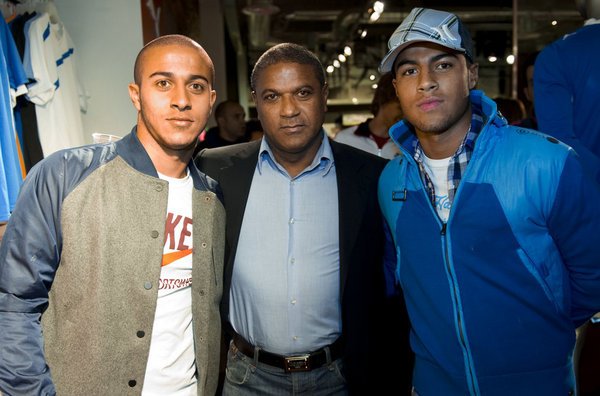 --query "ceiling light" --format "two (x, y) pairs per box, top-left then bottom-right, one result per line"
(370, 11), (380, 21)
(338, 54), (347, 62)
(326, 65), (335, 73)
(551, 20), (558, 26)
(333, 60), (341, 68)
(360, 29), (368, 39)
(369, 74), (376, 81)
(373, 1), (384, 14)
(506, 54), (515, 65)
(488, 55), (498, 63)
(352, 97), (358, 104)
(344, 46), (352, 56)
(372, 83), (378, 89)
